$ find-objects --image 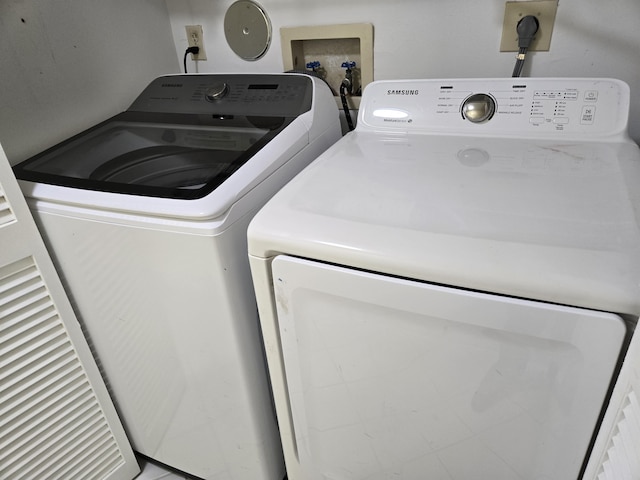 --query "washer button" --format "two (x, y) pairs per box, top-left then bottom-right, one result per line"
(205, 82), (229, 101)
